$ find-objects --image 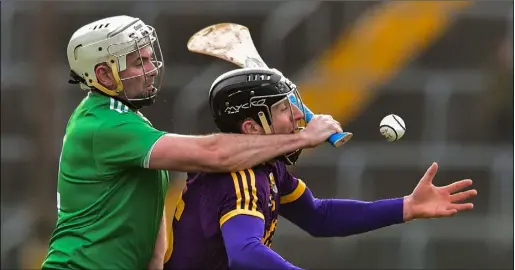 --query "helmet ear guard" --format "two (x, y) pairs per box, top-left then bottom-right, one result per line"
(86, 57), (125, 97)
